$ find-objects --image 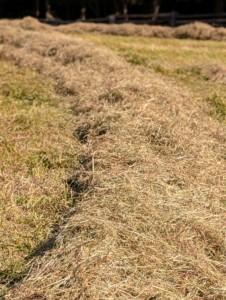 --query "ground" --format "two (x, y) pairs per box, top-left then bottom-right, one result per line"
(0, 18), (226, 299)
